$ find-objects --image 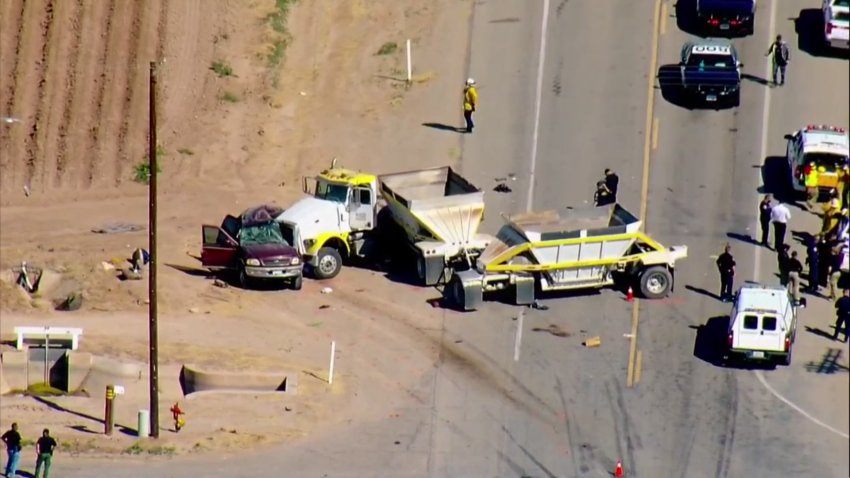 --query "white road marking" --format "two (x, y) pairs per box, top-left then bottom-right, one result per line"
(754, 370), (850, 439)
(514, 0), (552, 362)
(748, 0), (849, 441)
(525, 0), (551, 212)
